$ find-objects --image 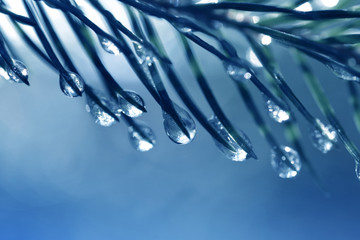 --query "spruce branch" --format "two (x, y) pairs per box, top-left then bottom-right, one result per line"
(1, 0), (360, 183)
